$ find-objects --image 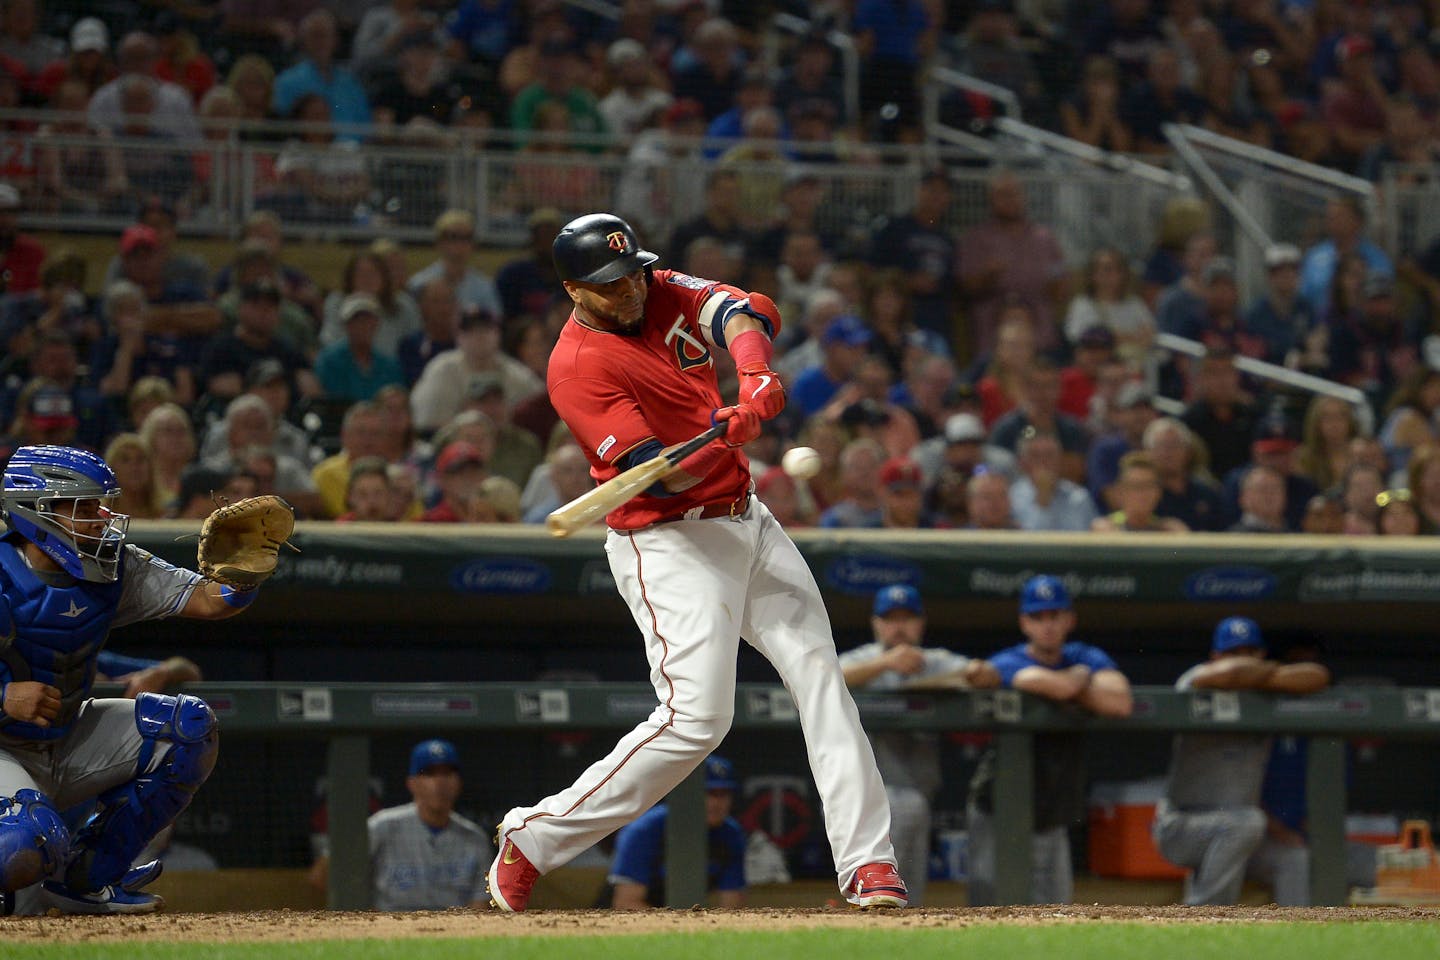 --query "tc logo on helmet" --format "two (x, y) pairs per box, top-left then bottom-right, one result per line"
(606, 231), (628, 252)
